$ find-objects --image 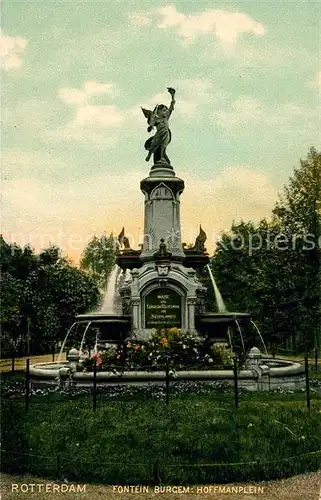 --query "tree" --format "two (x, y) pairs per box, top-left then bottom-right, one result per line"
(39, 245), (68, 267)
(0, 236), (38, 280)
(273, 147), (321, 350)
(210, 148), (321, 352)
(273, 147), (321, 233)
(25, 261), (100, 352)
(80, 233), (117, 291)
(0, 272), (24, 354)
(210, 219), (308, 349)
(0, 236), (101, 355)
(0, 237), (38, 354)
